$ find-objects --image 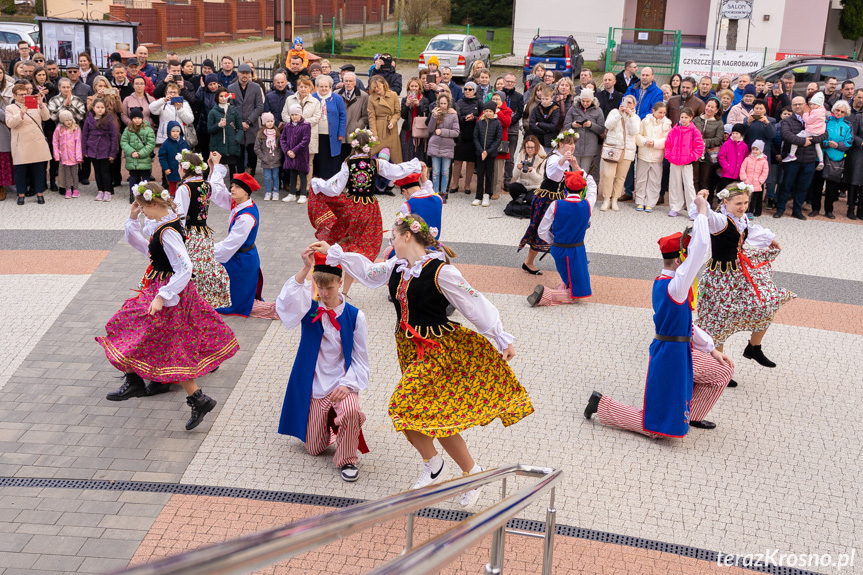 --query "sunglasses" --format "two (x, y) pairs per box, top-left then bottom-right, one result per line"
(464, 87), (475, 91)
(67, 70), (79, 73)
